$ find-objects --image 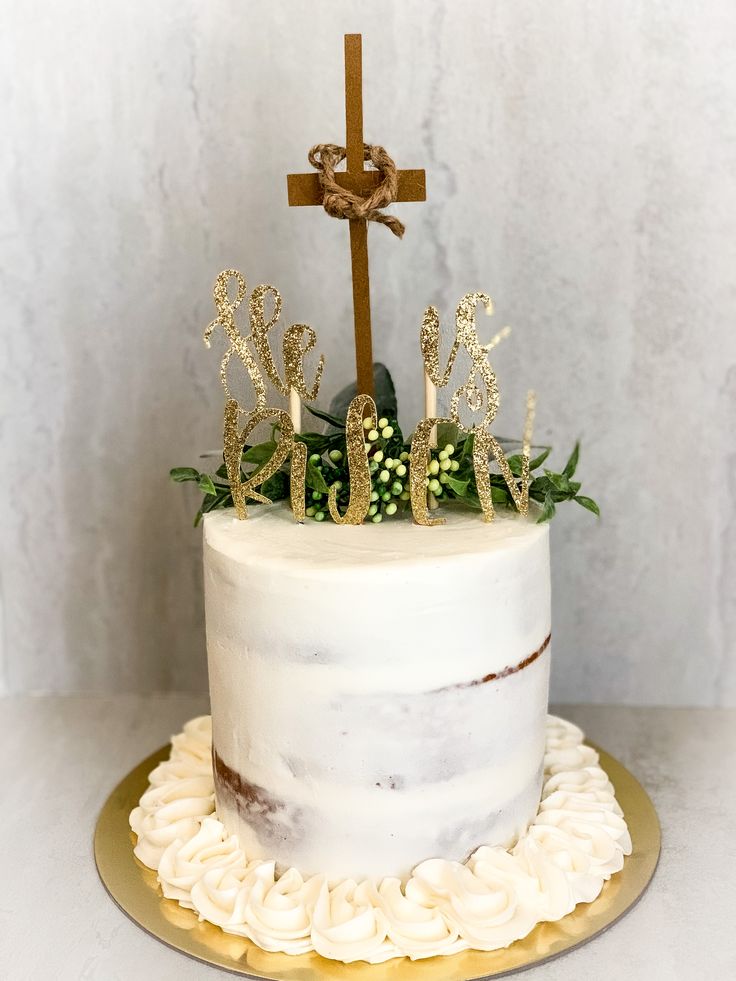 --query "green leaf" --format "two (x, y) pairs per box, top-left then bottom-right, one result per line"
(200, 488), (232, 518)
(197, 473), (217, 496)
(563, 441), (580, 478)
(491, 486), (512, 504)
(170, 467), (200, 483)
(530, 475), (575, 503)
(544, 470), (574, 494)
(574, 495), (600, 517)
(462, 491), (484, 510)
(304, 404), (346, 429)
(306, 461), (329, 493)
(436, 422), (459, 449)
(458, 432), (475, 461)
(529, 447), (551, 470)
(295, 433), (331, 455)
(243, 442), (277, 465)
(537, 492), (557, 523)
(261, 470), (290, 501)
(506, 454), (524, 477)
(445, 475), (470, 497)
(329, 363), (398, 421)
